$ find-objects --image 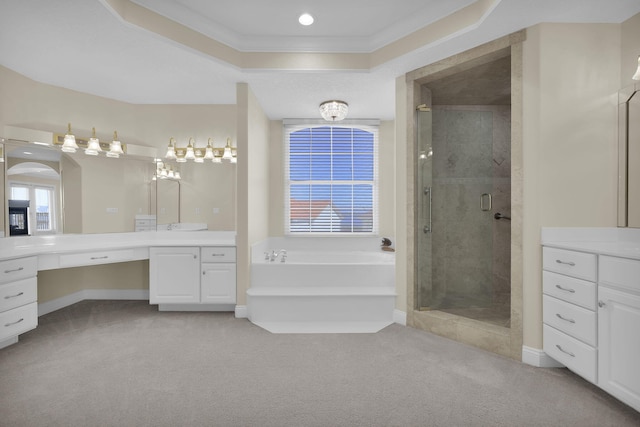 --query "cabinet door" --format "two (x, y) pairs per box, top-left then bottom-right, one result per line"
(149, 247), (200, 304)
(201, 263), (236, 304)
(598, 286), (640, 412)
